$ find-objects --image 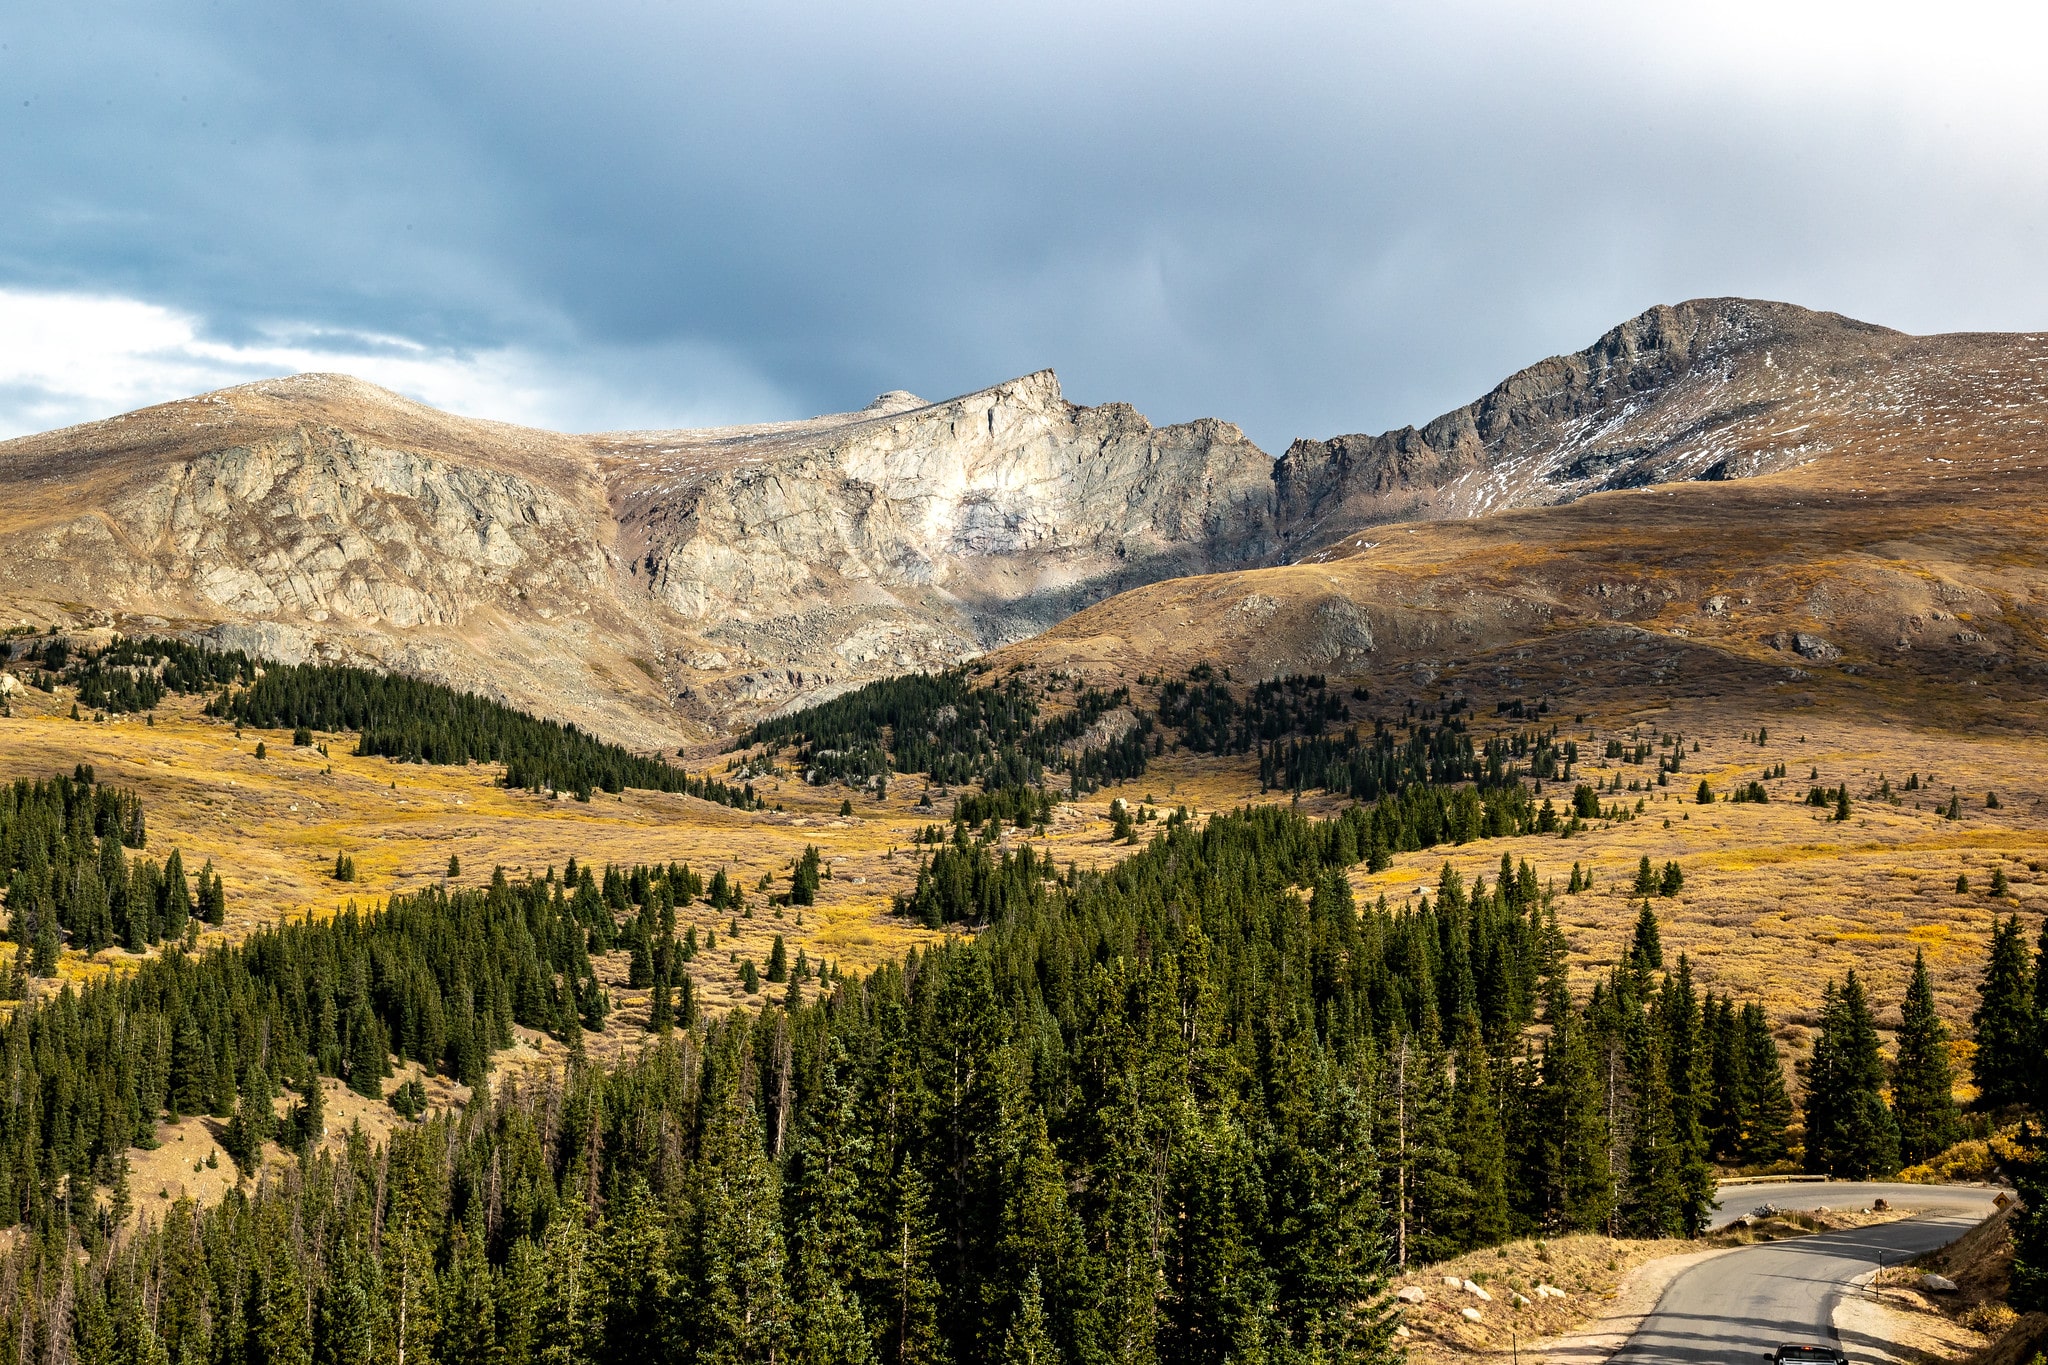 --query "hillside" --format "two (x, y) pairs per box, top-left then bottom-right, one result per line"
(6, 298), (2045, 750)
(983, 340), (2048, 1030)
(0, 371), (1276, 741)
(1274, 297), (2048, 552)
(1003, 431), (2048, 727)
